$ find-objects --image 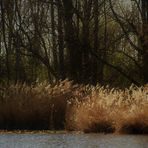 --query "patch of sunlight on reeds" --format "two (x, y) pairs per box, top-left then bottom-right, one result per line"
(66, 84), (148, 134)
(0, 81), (148, 134)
